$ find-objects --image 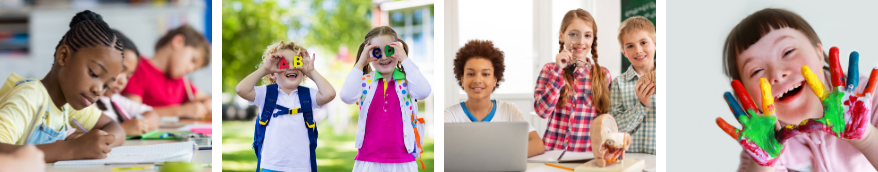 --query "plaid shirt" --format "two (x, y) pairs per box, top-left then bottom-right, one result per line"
(609, 65), (656, 155)
(534, 62), (611, 152)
